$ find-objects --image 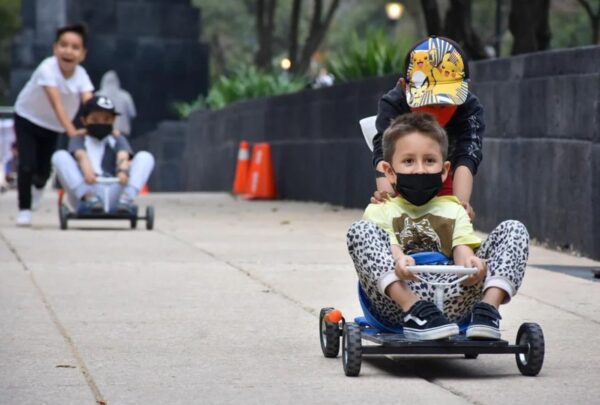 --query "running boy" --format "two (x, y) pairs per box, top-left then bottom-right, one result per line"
(51, 96), (154, 214)
(13, 23), (94, 226)
(347, 113), (529, 340)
